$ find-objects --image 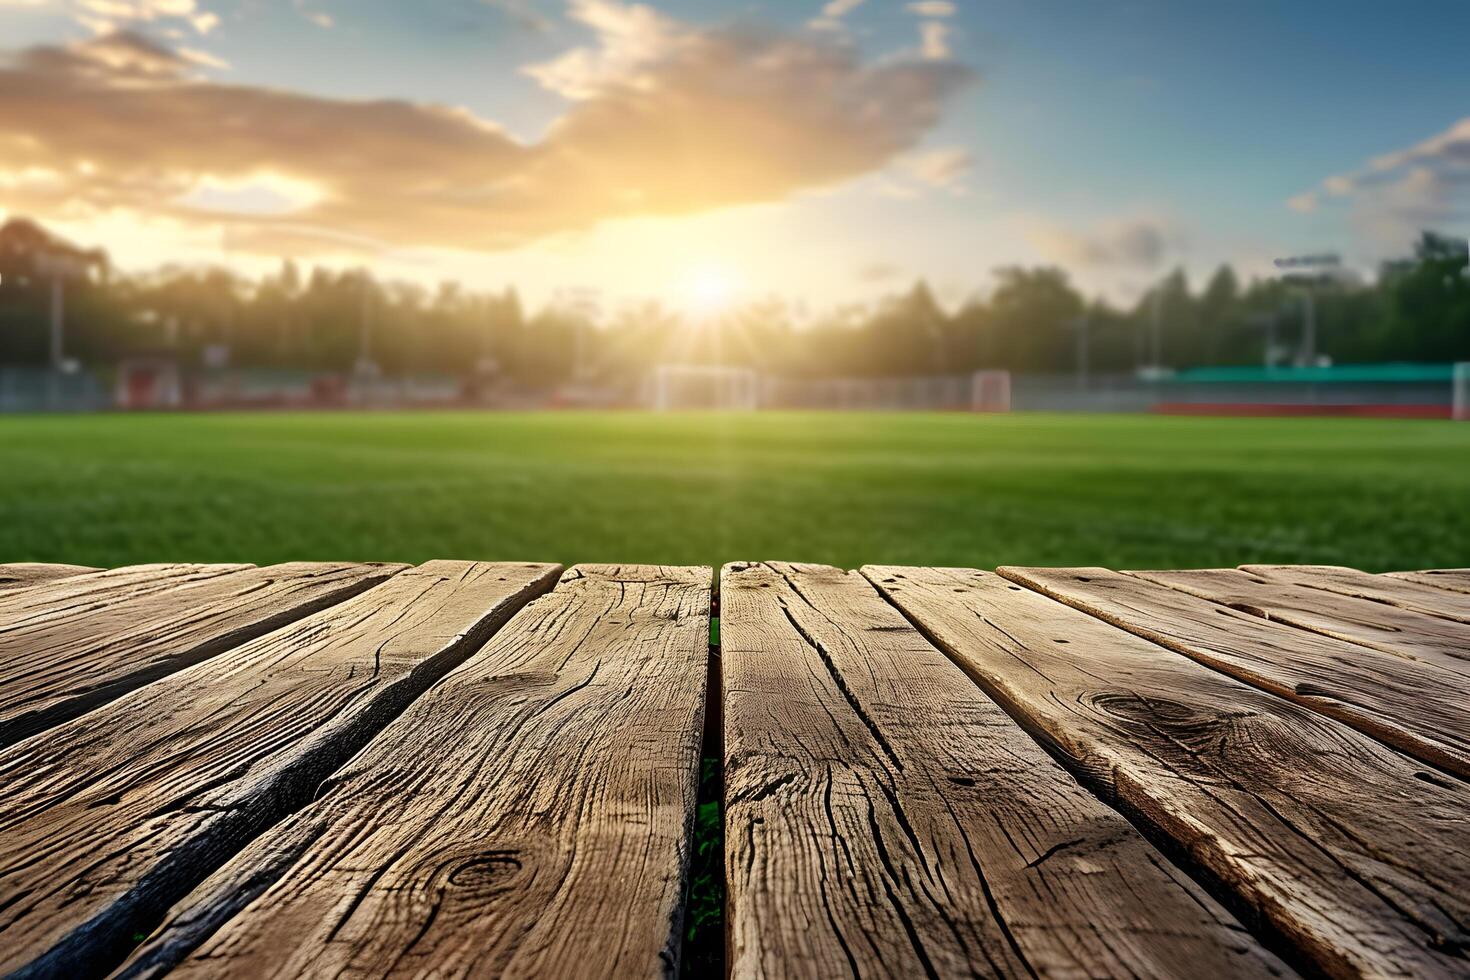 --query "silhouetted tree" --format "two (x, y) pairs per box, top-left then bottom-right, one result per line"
(1, 216), (1466, 382)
